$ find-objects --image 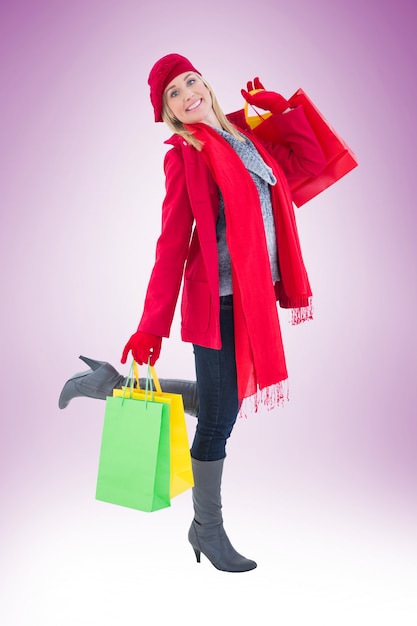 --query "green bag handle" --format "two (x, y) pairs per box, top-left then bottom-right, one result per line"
(132, 361), (162, 393)
(121, 359), (154, 408)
